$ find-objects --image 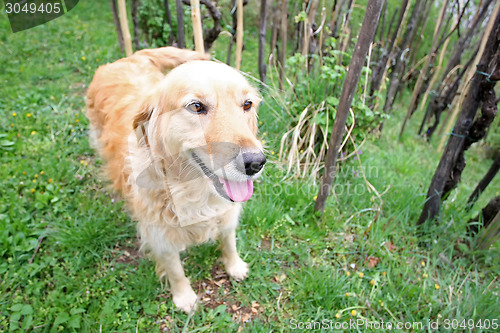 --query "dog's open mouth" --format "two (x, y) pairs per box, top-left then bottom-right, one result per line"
(192, 153), (254, 202)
